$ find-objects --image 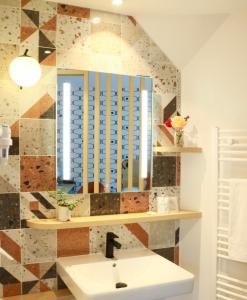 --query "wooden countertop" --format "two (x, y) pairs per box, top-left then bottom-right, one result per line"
(0, 290), (74, 300)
